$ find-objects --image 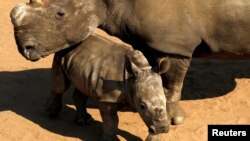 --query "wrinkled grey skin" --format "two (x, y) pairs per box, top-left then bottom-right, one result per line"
(47, 34), (170, 141)
(12, 0), (250, 125)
